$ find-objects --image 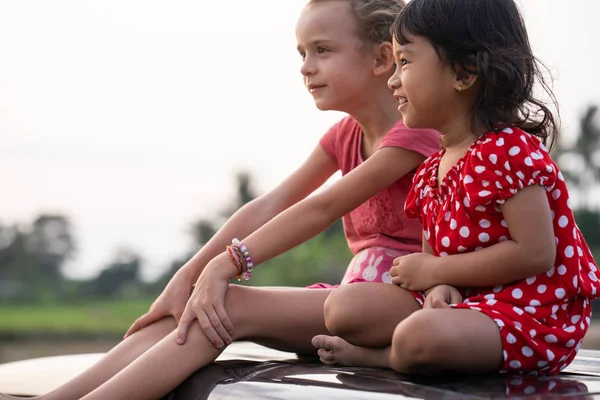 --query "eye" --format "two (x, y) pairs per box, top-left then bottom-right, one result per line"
(298, 51), (306, 60)
(400, 58), (409, 66)
(317, 46), (330, 54)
